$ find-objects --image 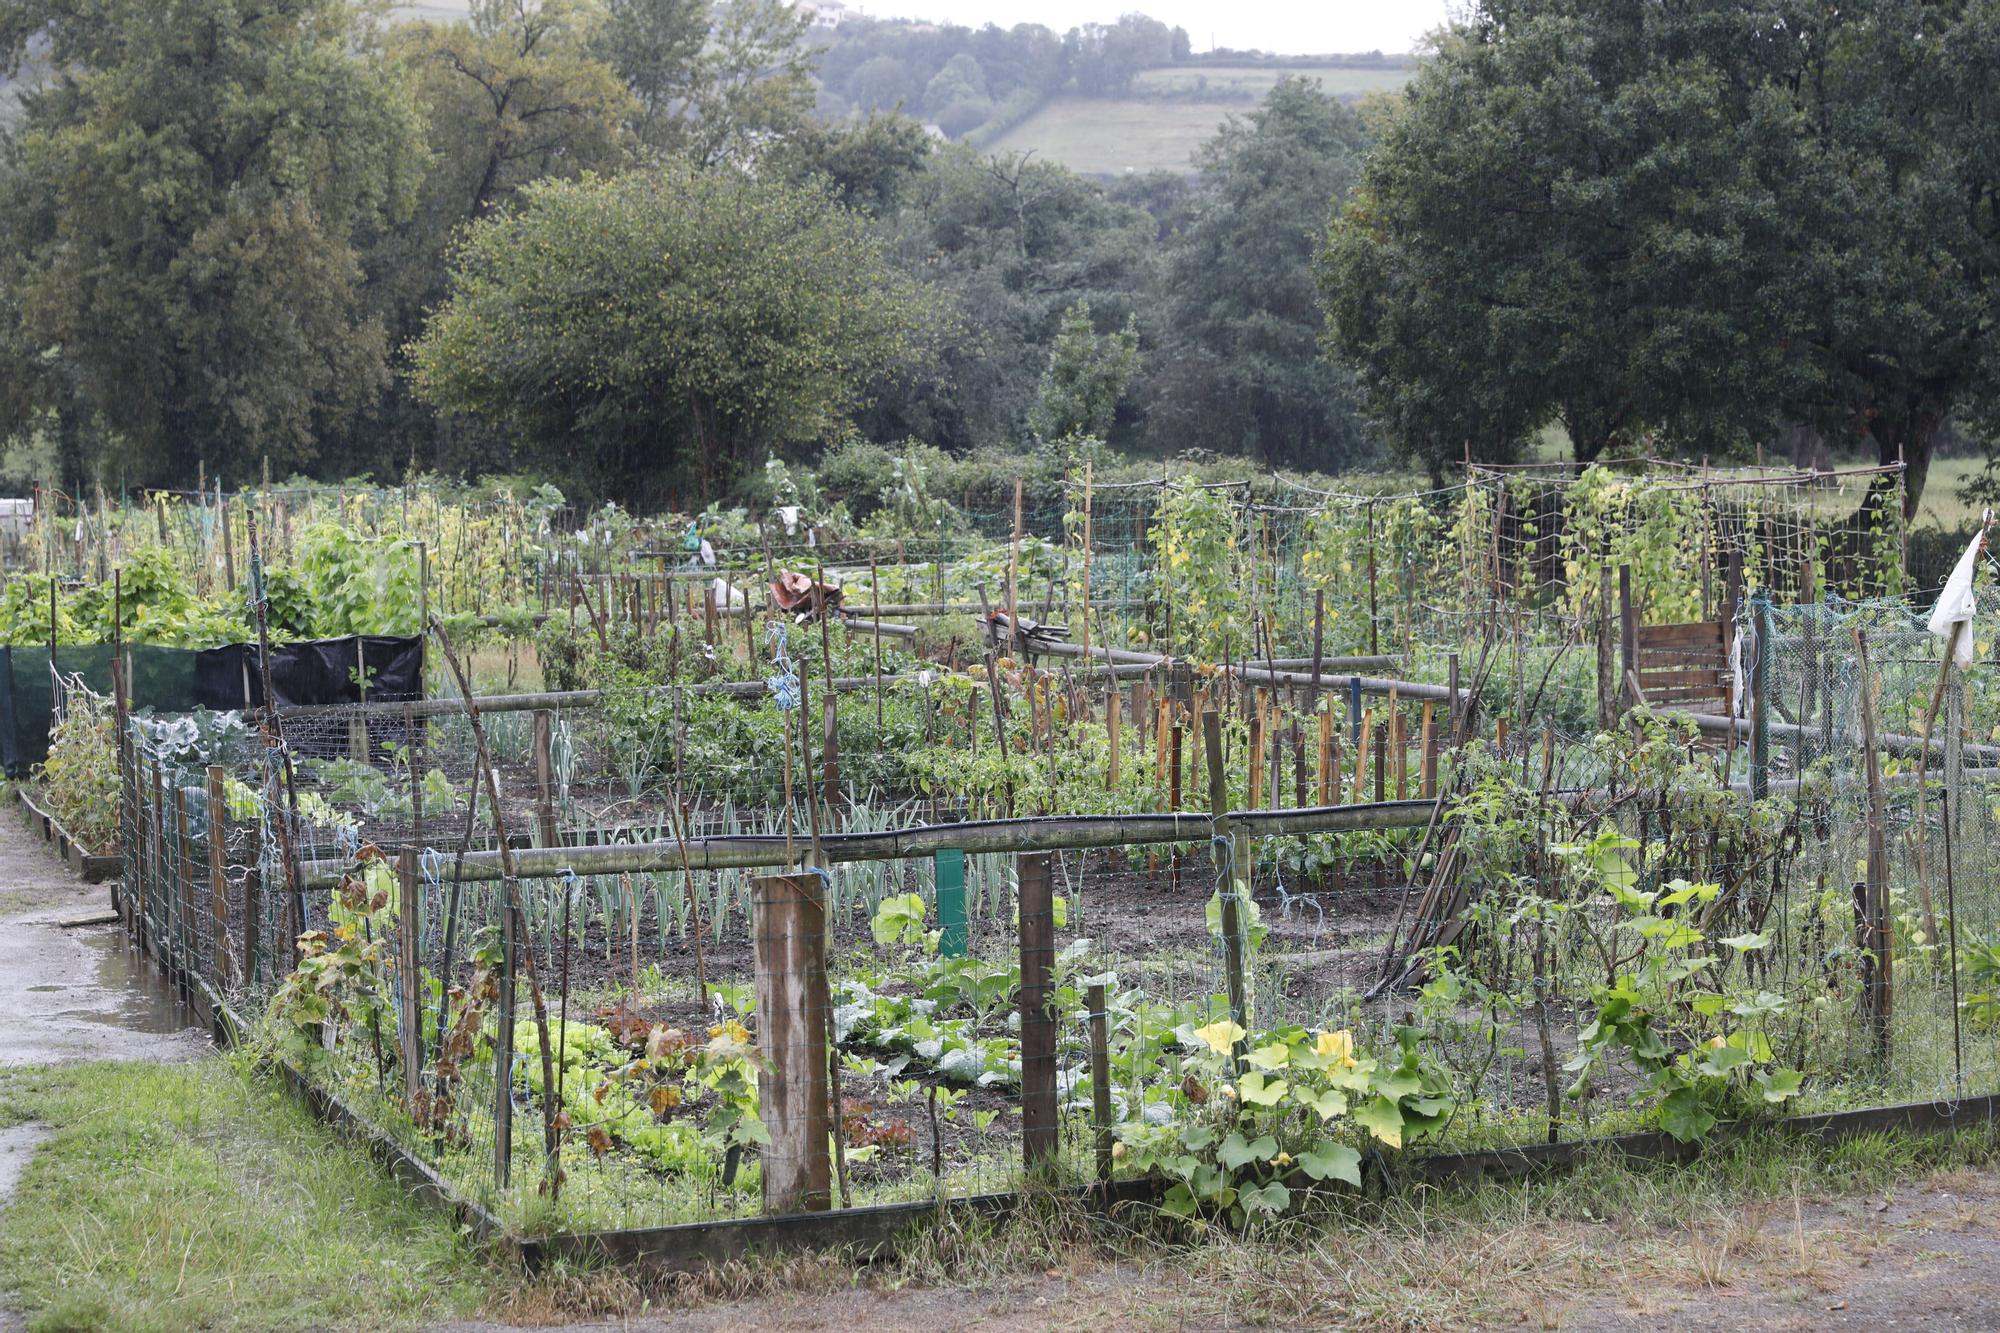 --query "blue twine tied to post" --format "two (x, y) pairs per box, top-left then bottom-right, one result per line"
(766, 624), (801, 712)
